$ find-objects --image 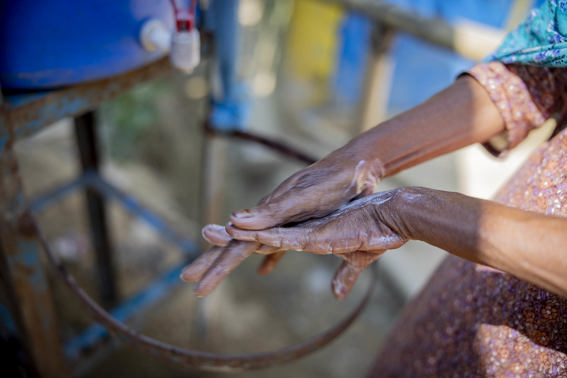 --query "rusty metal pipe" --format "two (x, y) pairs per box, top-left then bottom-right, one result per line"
(204, 121), (318, 165)
(33, 213), (374, 372)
